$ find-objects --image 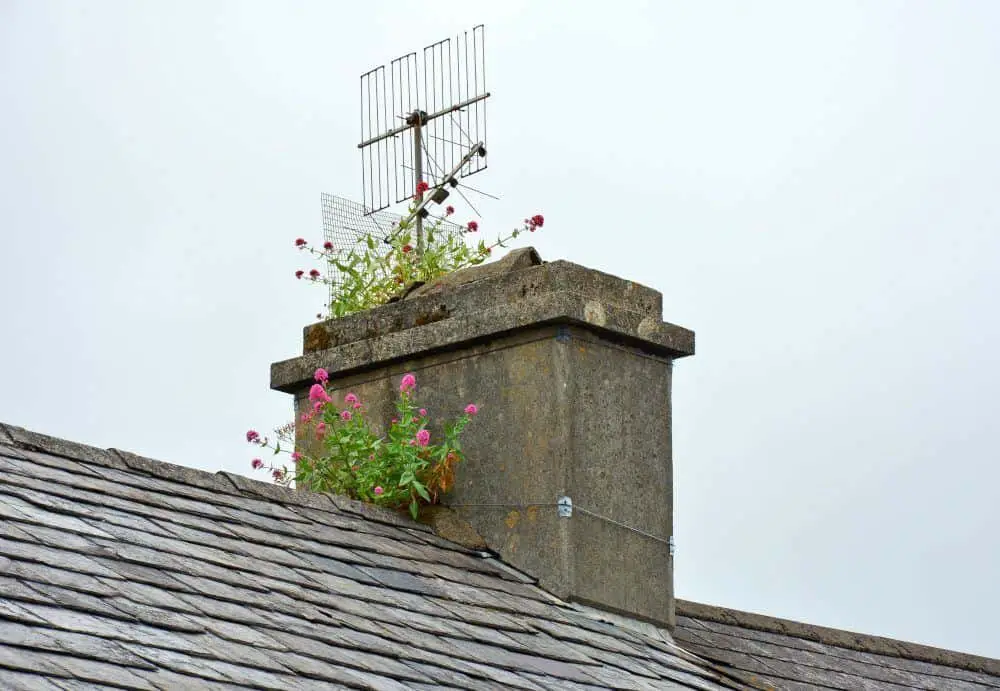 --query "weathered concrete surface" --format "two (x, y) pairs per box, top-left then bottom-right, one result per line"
(271, 251), (694, 628)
